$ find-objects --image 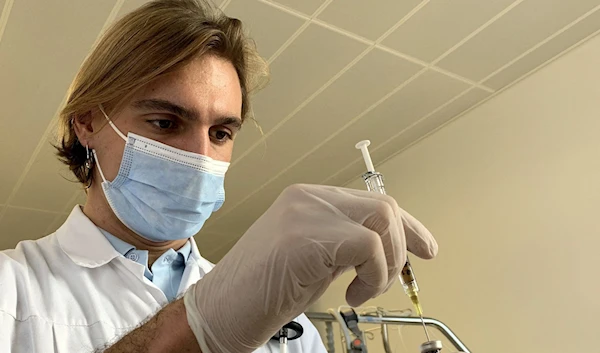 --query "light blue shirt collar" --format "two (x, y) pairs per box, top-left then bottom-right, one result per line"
(101, 230), (136, 255)
(99, 229), (192, 301)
